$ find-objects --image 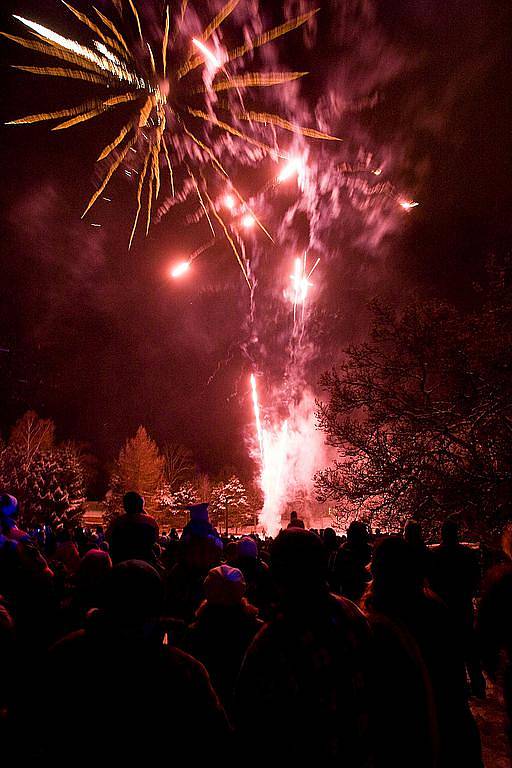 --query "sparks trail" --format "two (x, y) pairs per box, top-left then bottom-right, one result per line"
(3, 1), (339, 283)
